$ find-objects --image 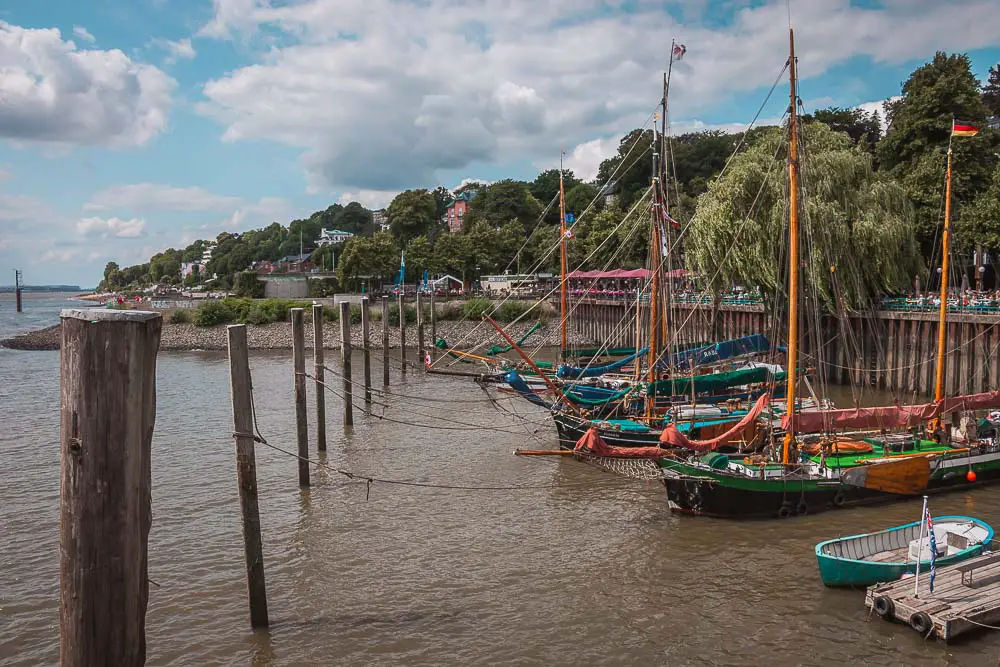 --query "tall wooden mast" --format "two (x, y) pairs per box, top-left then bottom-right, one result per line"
(782, 27), (801, 465)
(559, 153), (569, 353)
(933, 143), (954, 402)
